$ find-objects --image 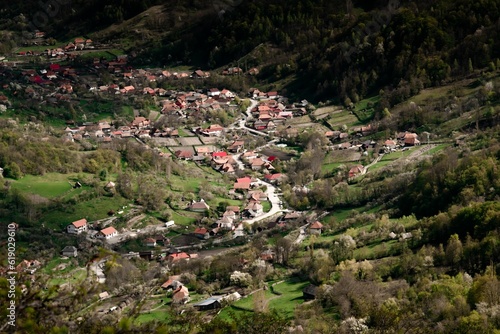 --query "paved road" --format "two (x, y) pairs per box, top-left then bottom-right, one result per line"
(89, 259), (107, 283)
(229, 99), (269, 137)
(107, 223), (170, 245)
(243, 178), (282, 224)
